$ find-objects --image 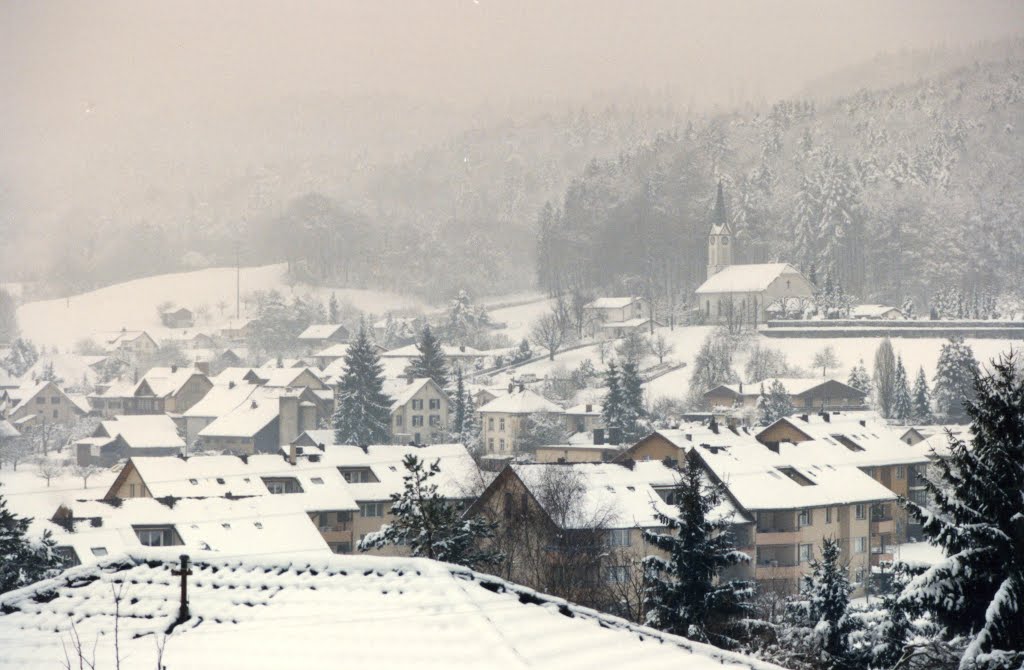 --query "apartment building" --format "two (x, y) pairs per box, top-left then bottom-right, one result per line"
(478, 388), (563, 456)
(382, 377), (450, 444)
